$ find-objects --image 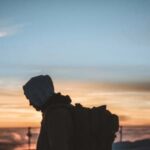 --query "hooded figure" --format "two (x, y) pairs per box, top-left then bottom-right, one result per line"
(23, 75), (73, 150)
(23, 75), (55, 110)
